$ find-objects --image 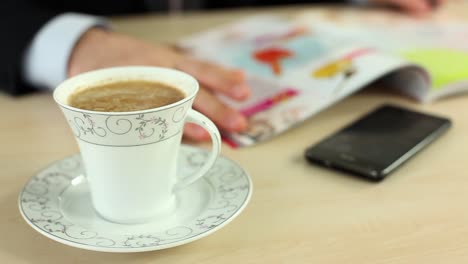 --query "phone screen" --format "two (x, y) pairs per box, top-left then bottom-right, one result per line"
(305, 105), (451, 180)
